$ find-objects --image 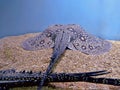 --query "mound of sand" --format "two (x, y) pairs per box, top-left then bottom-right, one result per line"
(0, 33), (120, 89)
